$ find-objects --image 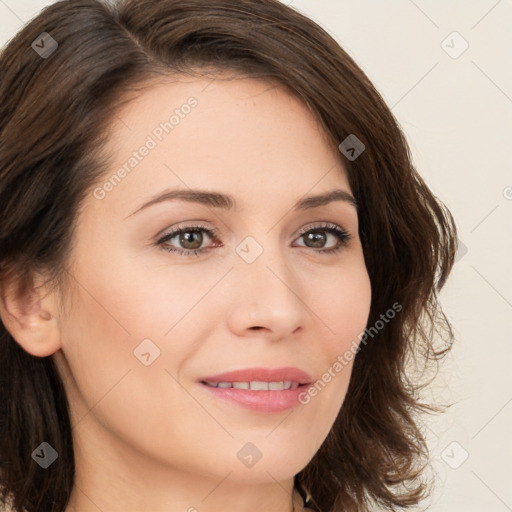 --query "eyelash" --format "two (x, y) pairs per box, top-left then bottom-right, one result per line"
(157, 222), (352, 257)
